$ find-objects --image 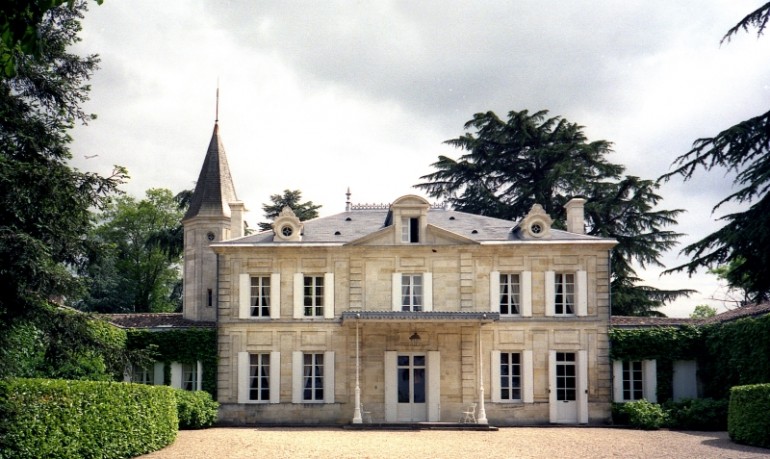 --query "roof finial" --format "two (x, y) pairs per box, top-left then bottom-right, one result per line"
(345, 187), (351, 212)
(215, 80), (220, 124)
